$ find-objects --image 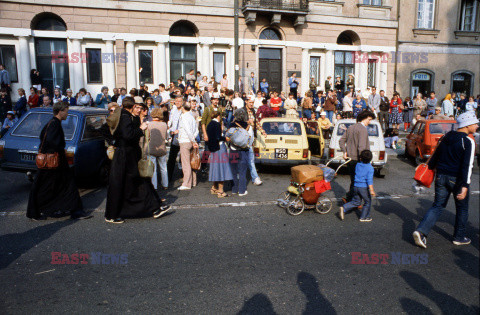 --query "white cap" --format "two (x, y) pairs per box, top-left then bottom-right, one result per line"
(211, 92), (221, 99)
(457, 112), (479, 128)
(320, 111), (326, 116)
